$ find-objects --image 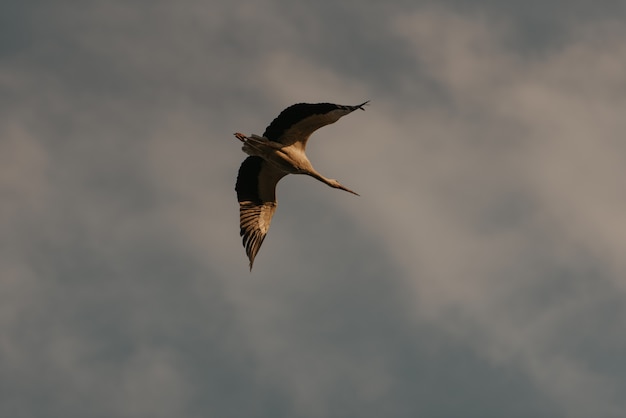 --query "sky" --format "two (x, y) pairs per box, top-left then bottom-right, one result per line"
(2, 0), (626, 417)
